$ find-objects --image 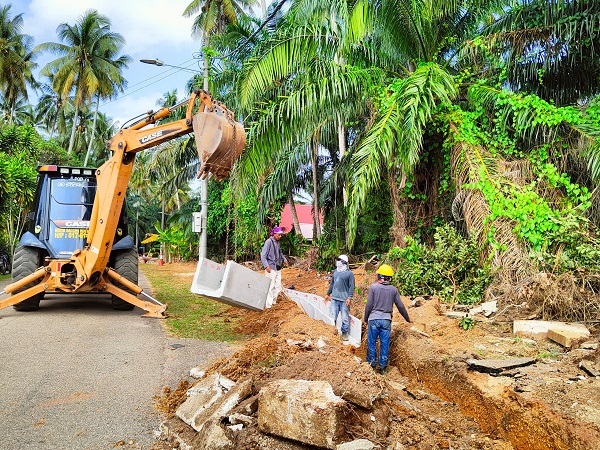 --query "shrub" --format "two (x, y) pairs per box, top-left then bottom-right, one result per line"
(388, 225), (493, 305)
